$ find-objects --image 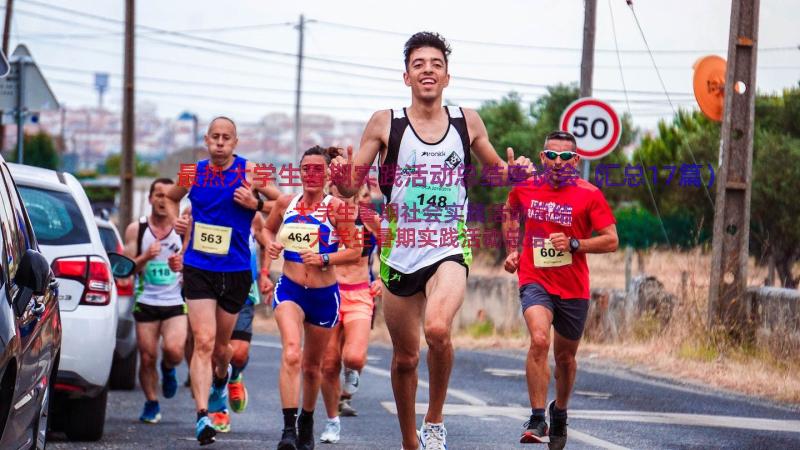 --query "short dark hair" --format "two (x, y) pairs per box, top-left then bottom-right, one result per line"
(149, 178), (174, 197)
(544, 130), (577, 150)
(404, 32), (451, 69)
